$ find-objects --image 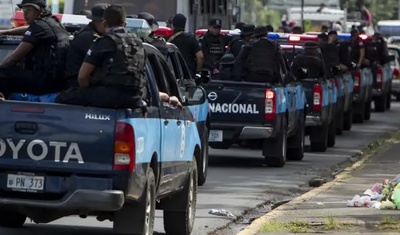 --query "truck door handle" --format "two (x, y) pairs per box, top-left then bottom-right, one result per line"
(15, 122), (38, 135)
(177, 120), (182, 126)
(164, 120), (169, 126)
